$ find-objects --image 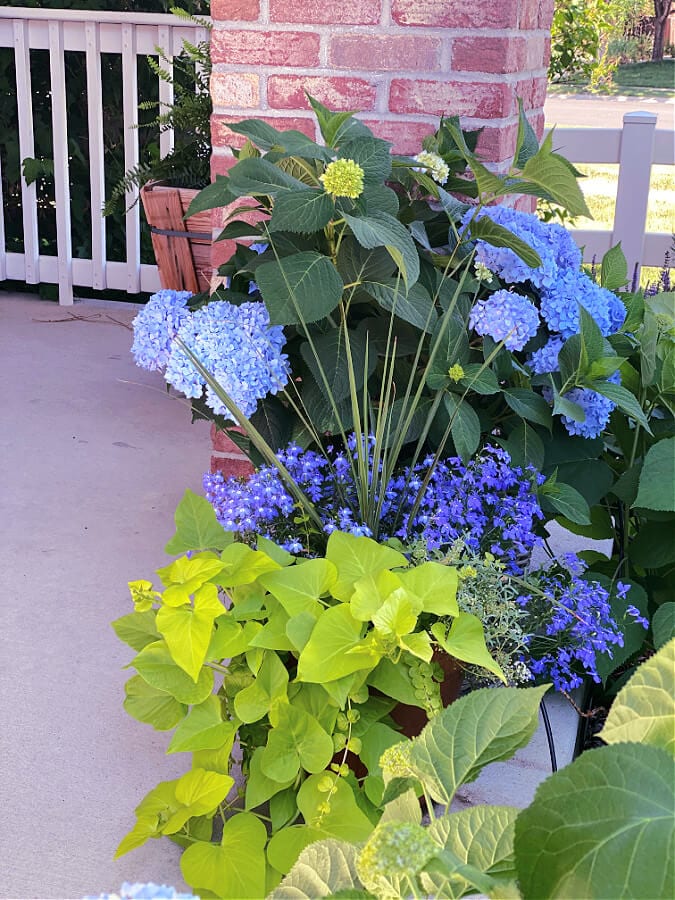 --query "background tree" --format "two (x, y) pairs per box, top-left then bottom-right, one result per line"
(652, 0), (674, 58)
